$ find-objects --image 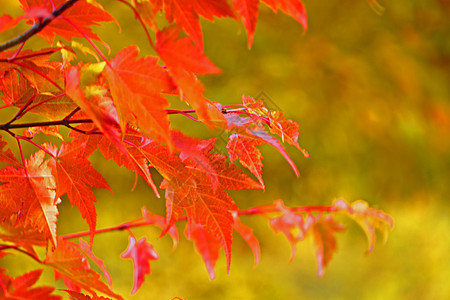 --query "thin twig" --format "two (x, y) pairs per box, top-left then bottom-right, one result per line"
(16, 135), (56, 158)
(11, 61), (63, 91)
(58, 16), (110, 65)
(6, 93), (37, 125)
(63, 107), (81, 121)
(0, 244), (42, 264)
(23, 93), (65, 115)
(116, 0), (155, 49)
(61, 205), (336, 240)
